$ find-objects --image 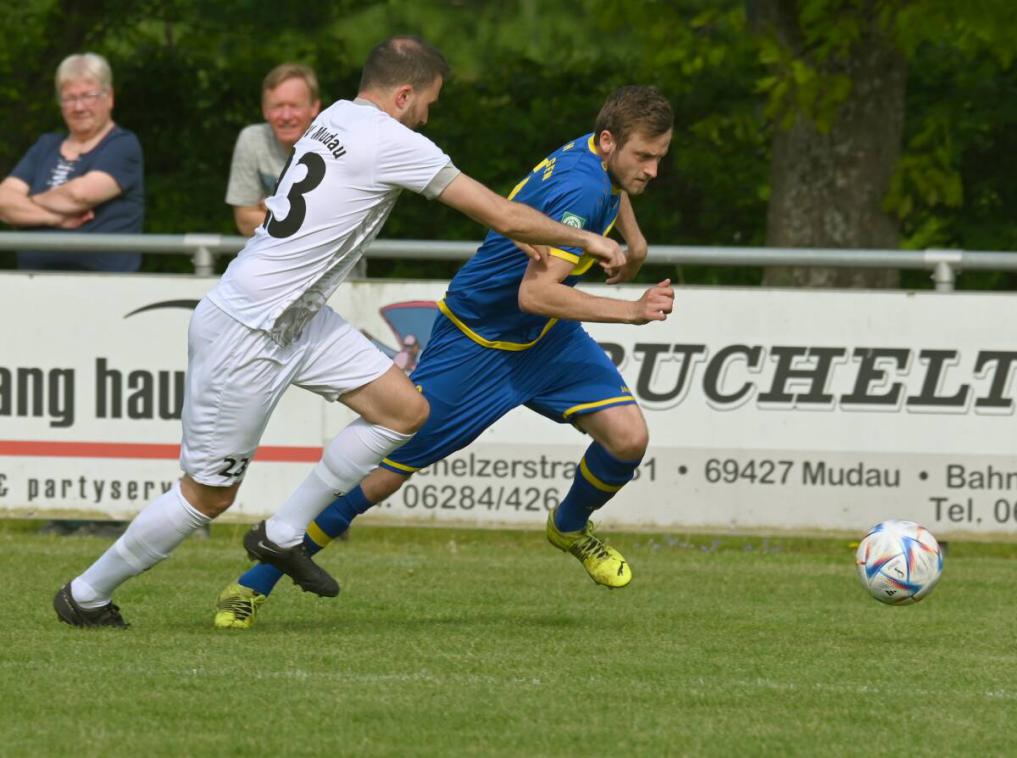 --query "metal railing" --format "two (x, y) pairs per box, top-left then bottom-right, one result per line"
(3, 231), (1017, 291)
